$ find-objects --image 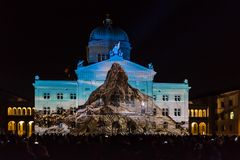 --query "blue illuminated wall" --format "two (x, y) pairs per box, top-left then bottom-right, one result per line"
(33, 18), (190, 127)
